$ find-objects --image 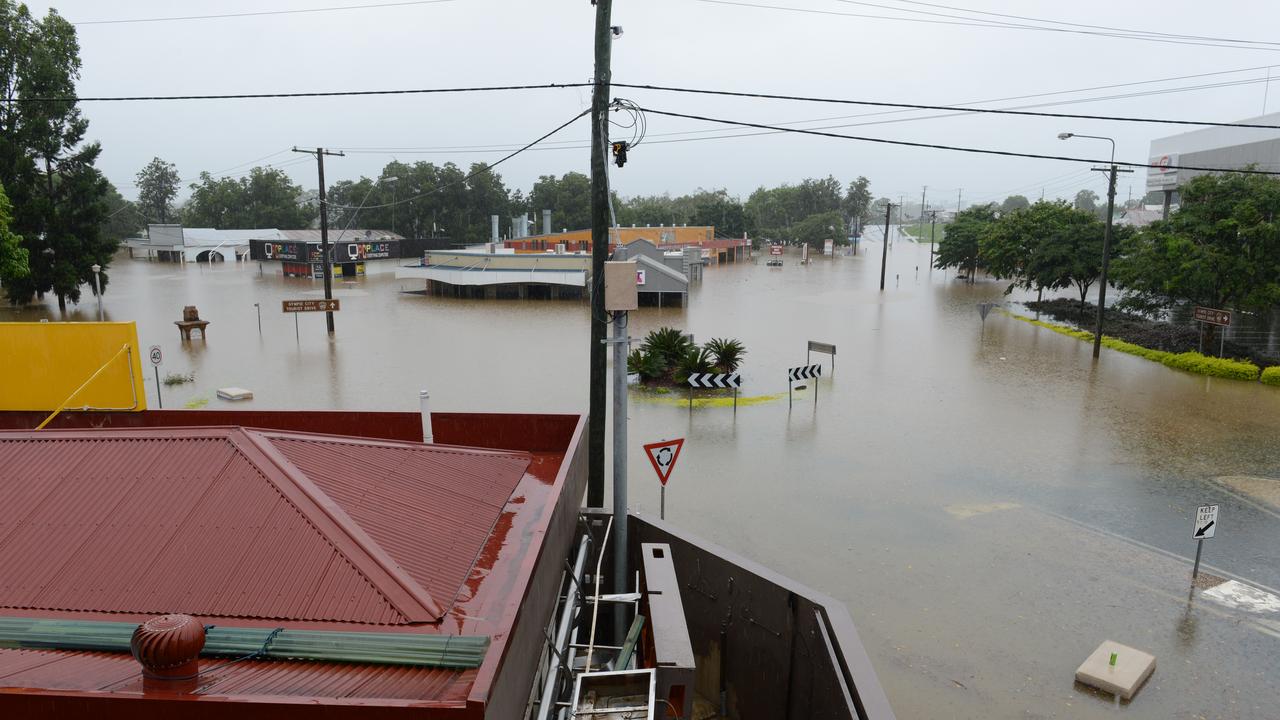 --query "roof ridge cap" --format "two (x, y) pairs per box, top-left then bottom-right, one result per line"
(232, 429), (444, 623)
